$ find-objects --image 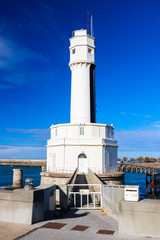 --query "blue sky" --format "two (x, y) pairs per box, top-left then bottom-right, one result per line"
(0, 0), (160, 159)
